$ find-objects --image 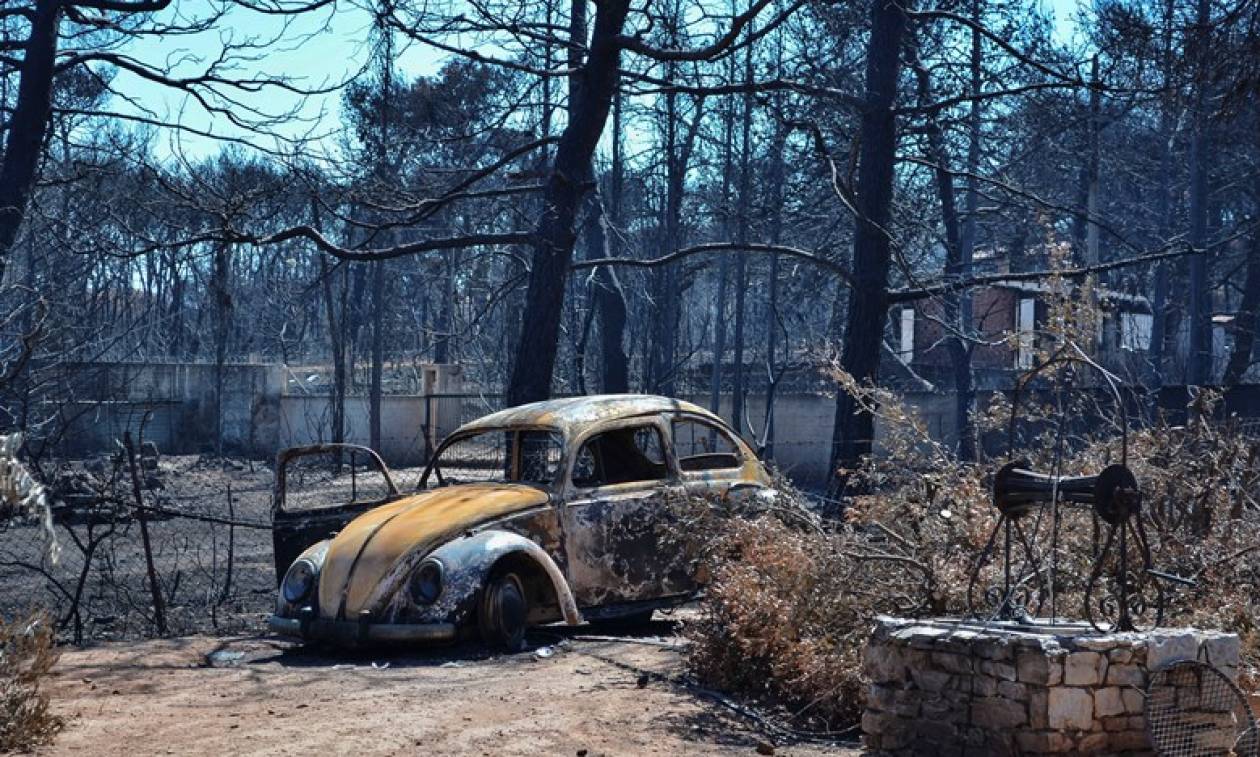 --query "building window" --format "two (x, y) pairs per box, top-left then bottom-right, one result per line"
(1120, 312), (1153, 352)
(1015, 297), (1036, 369)
(898, 307), (915, 363)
